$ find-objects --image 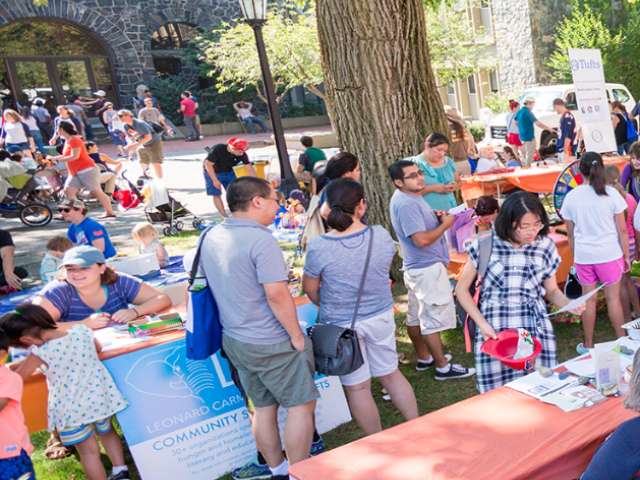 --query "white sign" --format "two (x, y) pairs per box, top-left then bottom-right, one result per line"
(568, 48), (617, 153)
